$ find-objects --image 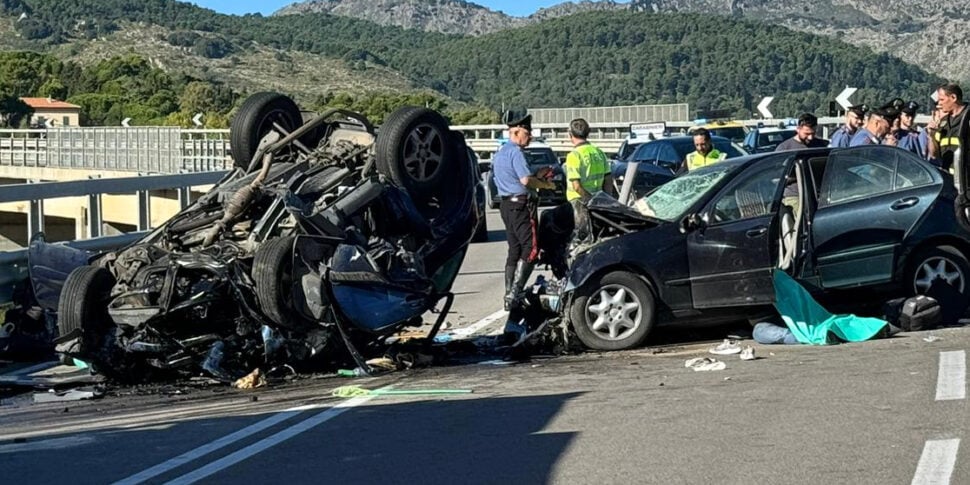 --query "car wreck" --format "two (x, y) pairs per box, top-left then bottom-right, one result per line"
(549, 146), (970, 351)
(54, 92), (480, 382)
